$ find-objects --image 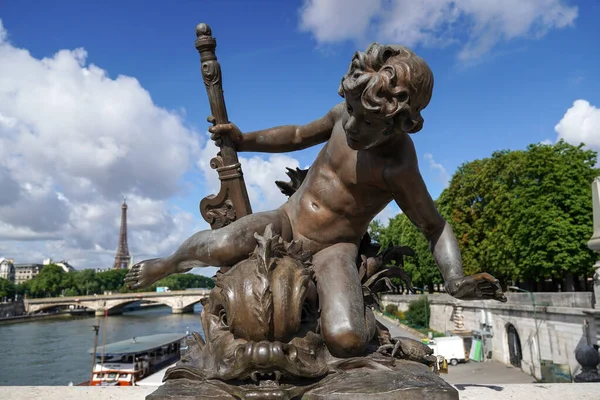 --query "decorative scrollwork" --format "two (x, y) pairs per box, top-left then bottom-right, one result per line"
(201, 61), (221, 87)
(204, 199), (236, 229)
(217, 163), (242, 181)
(209, 153), (224, 170)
